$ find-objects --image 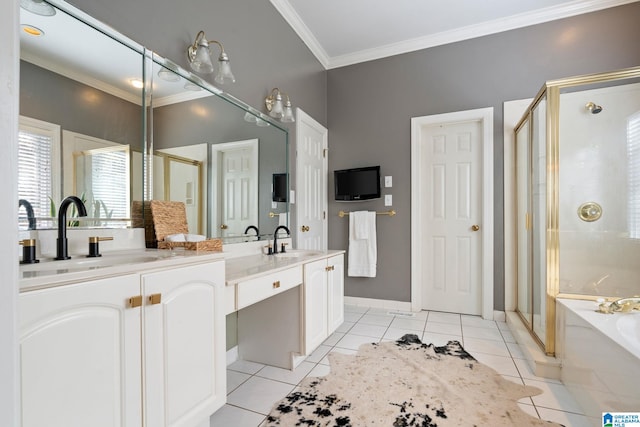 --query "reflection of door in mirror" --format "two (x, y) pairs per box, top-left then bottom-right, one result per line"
(153, 151), (203, 235)
(210, 140), (258, 237)
(18, 116), (61, 228)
